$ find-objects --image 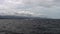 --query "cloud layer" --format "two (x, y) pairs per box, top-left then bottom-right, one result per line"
(0, 0), (60, 18)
